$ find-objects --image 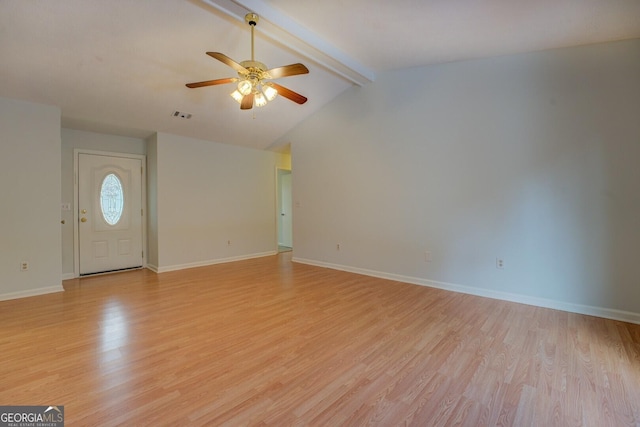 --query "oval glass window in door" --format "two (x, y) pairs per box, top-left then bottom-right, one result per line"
(100, 173), (124, 225)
